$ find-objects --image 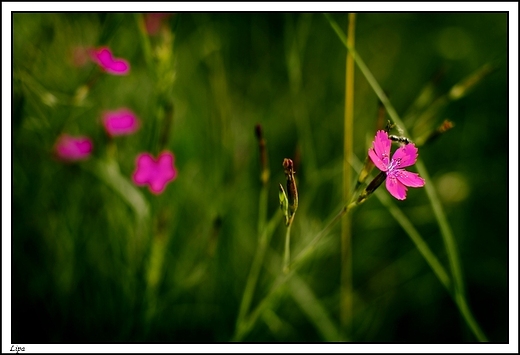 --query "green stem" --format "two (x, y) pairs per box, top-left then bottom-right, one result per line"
(341, 12), (356, 341)
(292, 206), (347, 270)
(283, 223), (292, 273)
(415, 160), (464, 295)
(370, 181), (451, 291)
(455, 292), (488, 342)
(234, 210), (281, 340)
(83, 158), (150, 221)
